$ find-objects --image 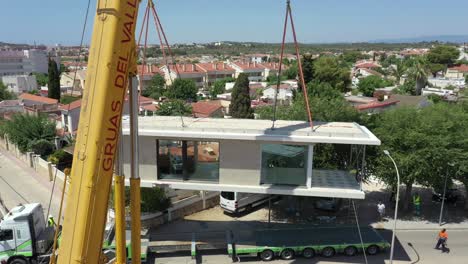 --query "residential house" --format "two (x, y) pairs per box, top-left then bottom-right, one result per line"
(262, 84), (293, 104)
(18, 93), (60, 116)
(60, 70), (86, 93)
(228, 61), (265, 82)
(59, 99), (82, 137)
(191, 100), (224, 118)
(354, 61), (381, 70)
(196, 62), (235, 87)
(0, 100), (23, 116)
(160, 63), (205, 88)
(427, 77), (465, 88)
(1, 75), (37, 93)
(355, 68), (384, 78)
(137, 64), (164, 90)
(261, 62), (282, 79)
(345, 95), (398, 113)
(445, 65), (468, 79)
(248, 54), (270, 63)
